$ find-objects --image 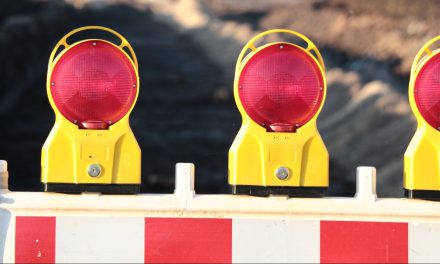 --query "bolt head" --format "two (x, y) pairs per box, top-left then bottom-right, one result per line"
(87, 164), (102, 178)
(275, 166), (290, 180)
